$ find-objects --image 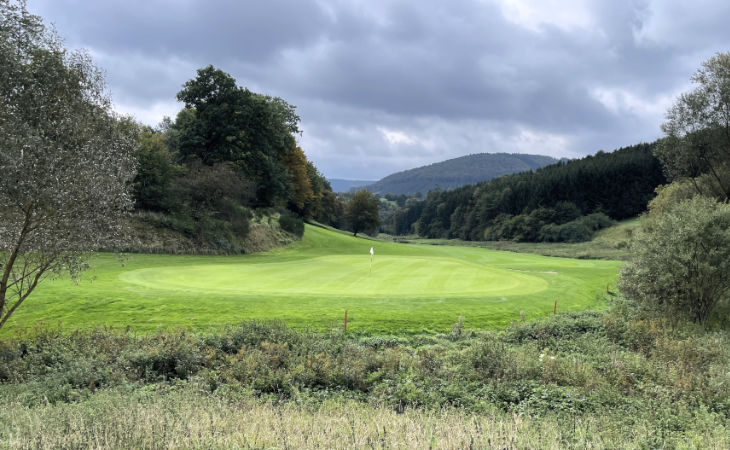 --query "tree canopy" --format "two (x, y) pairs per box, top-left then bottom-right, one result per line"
(656, 52), (730, 200)
(0, 0), (137, 329)
(345, 190), (381, 236)
(173, 65), (301, 206)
